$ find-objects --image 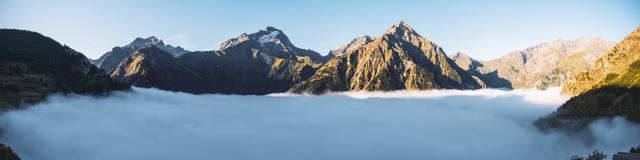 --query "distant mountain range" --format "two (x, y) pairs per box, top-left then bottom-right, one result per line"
(451, 38), (614, 89)
(93, 36), (189, 73)
(85, 21), (618, 95)
(0, 21), (623, 97)
(107, 27), (324, 94)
